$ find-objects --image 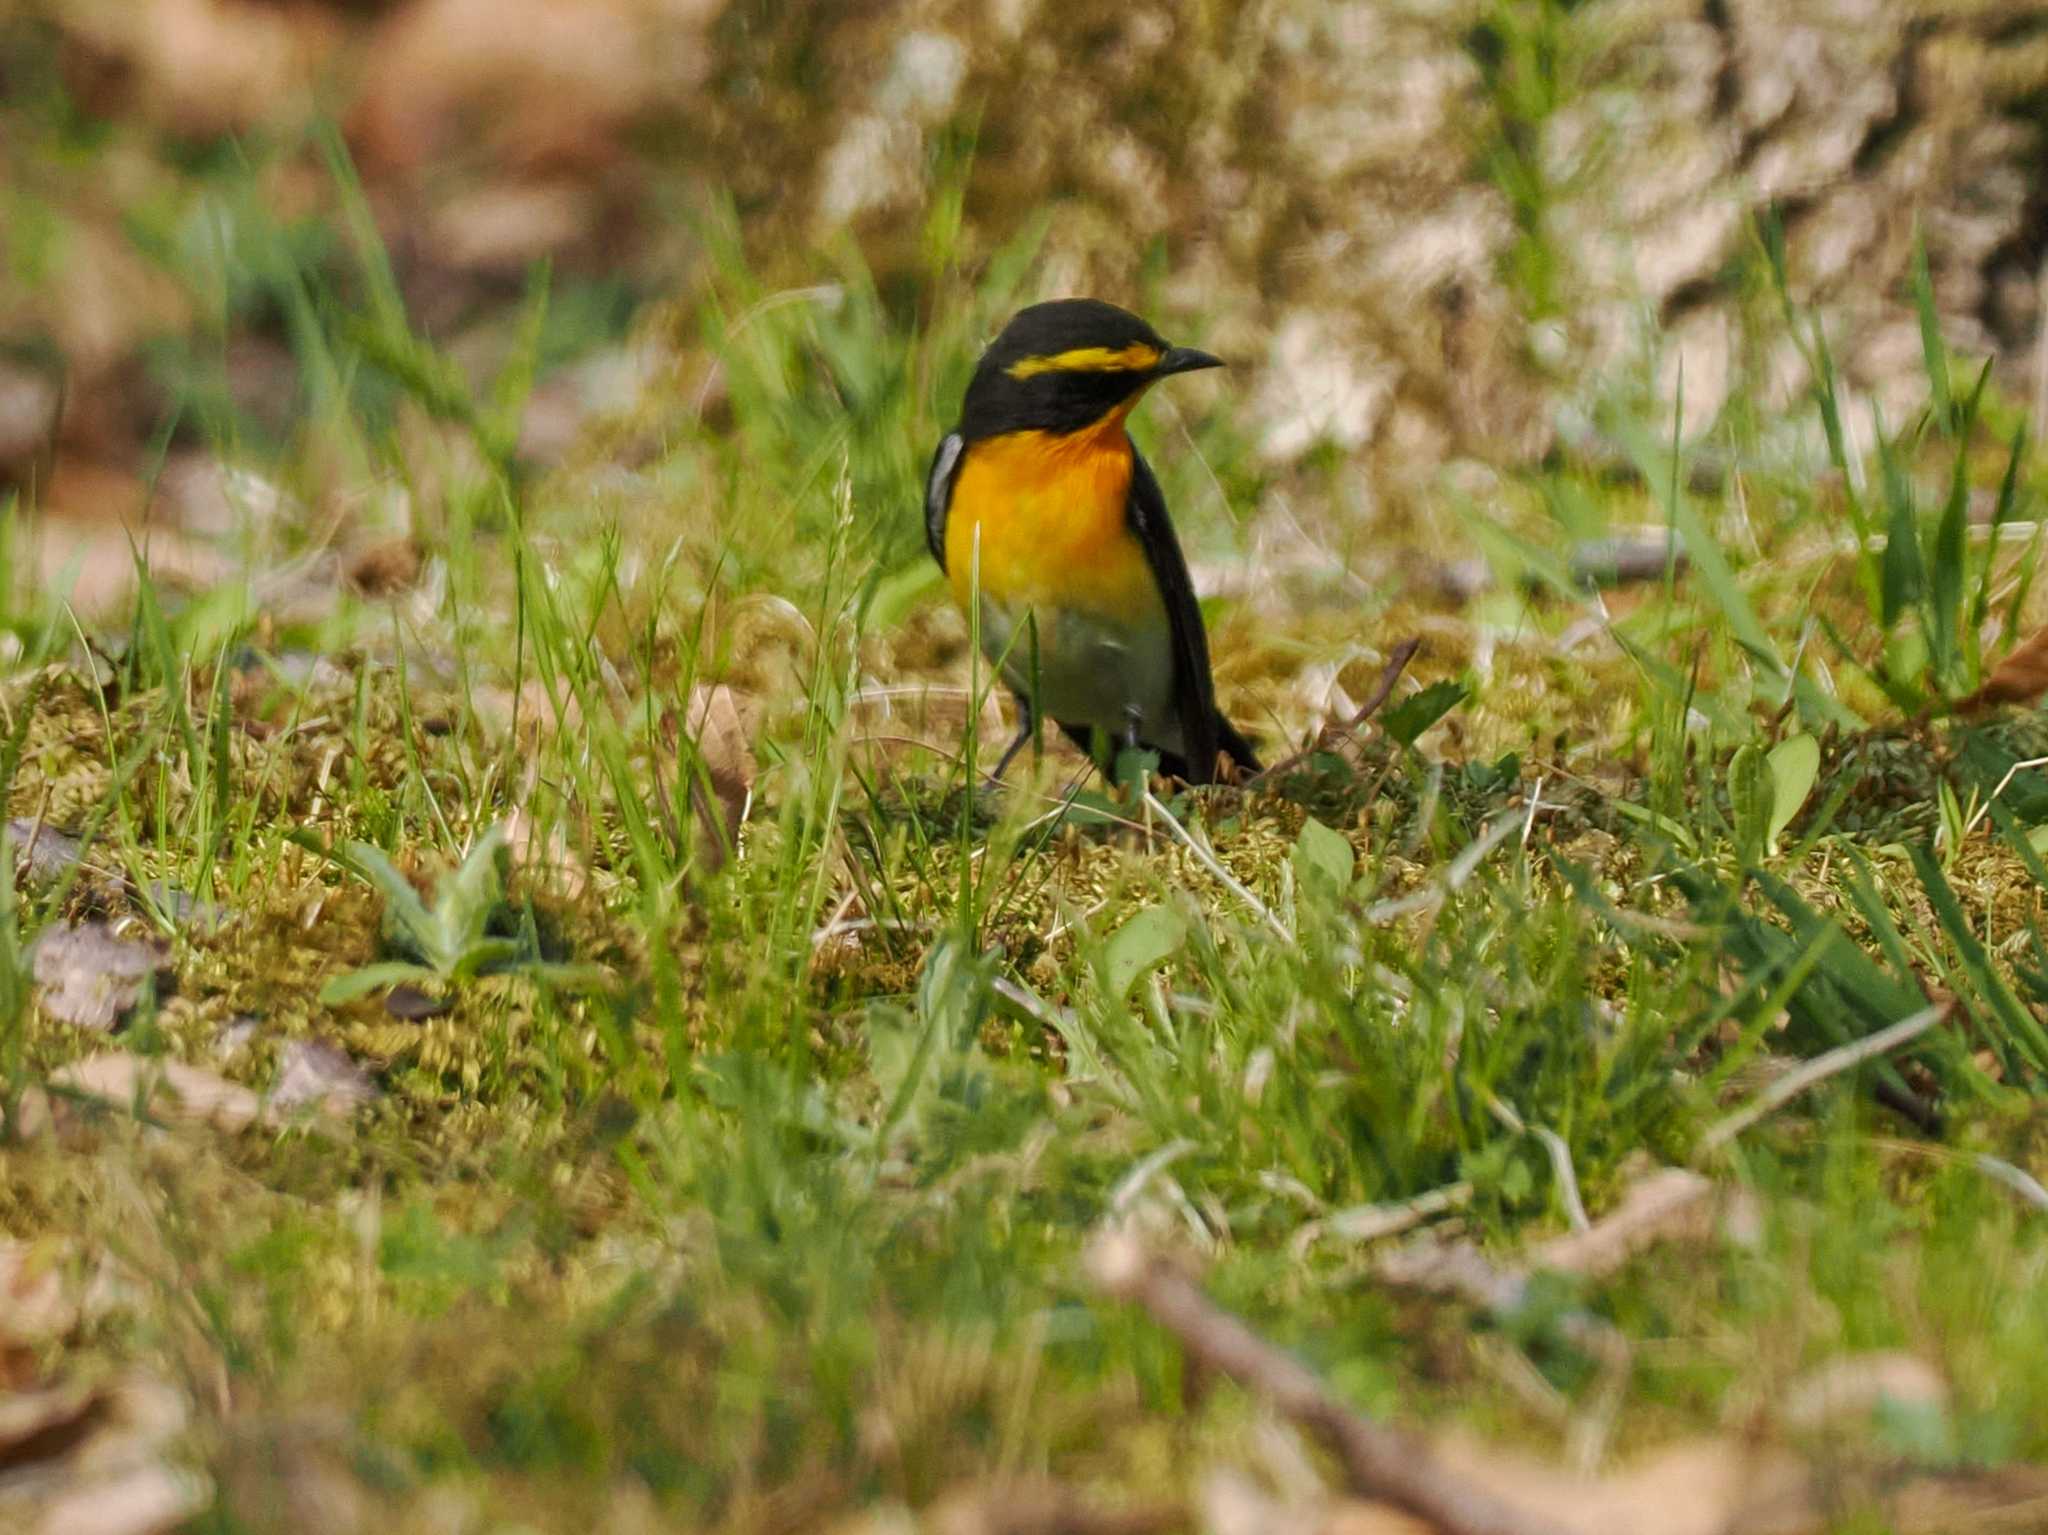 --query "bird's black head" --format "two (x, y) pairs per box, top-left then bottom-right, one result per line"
(957, 298), (1223, 440)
